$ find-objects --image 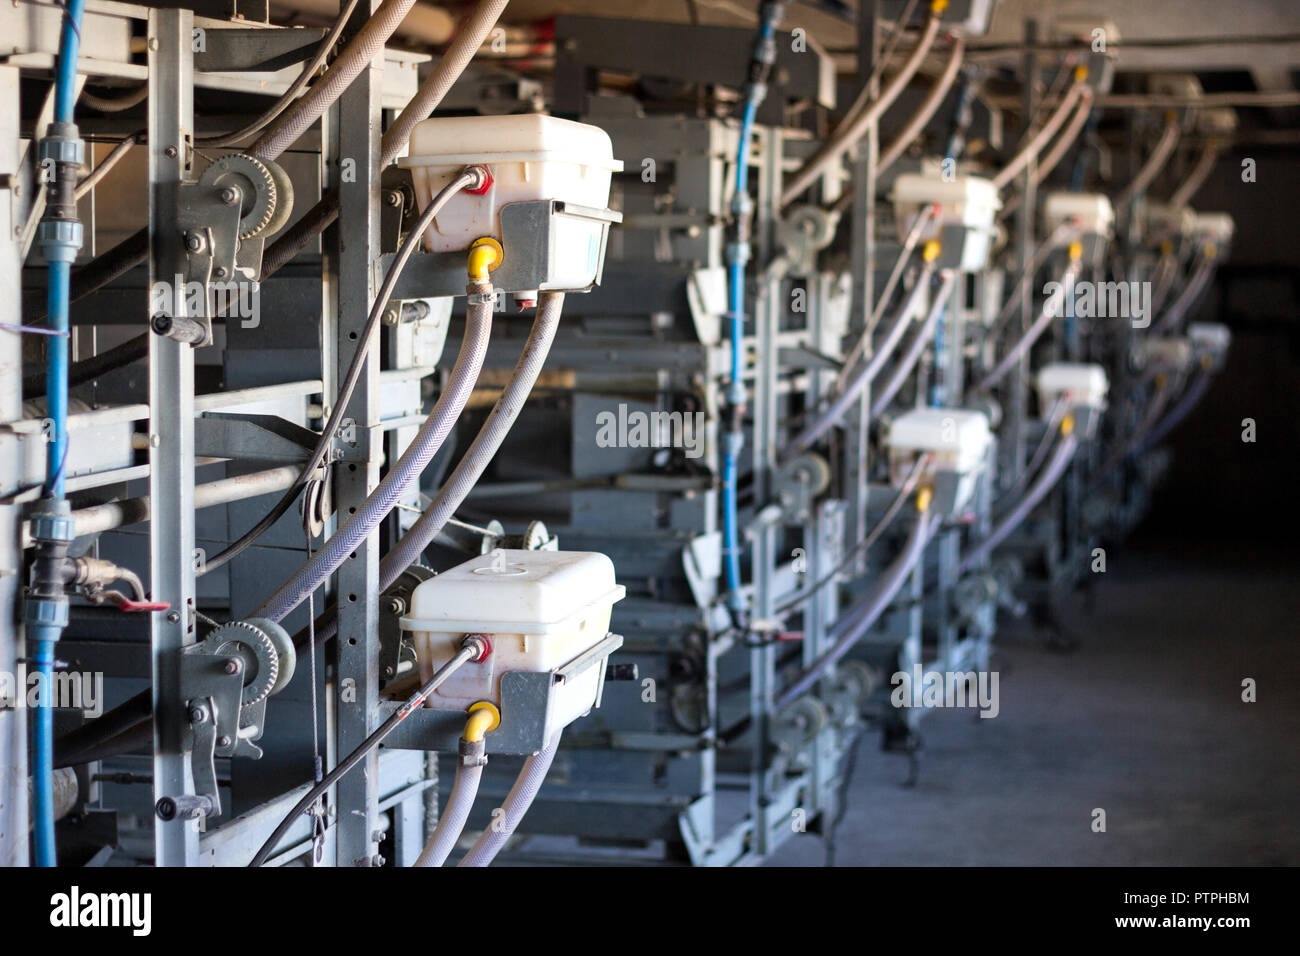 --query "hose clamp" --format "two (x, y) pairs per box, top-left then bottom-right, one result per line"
(458, 738), (488, 767)
(466, 290), (497, 306)
(24, 596), (69, 630)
